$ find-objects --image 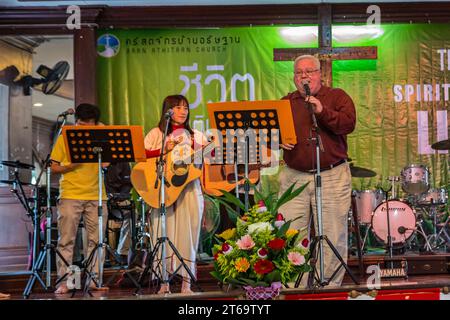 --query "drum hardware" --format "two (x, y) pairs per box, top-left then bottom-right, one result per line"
(126, 197), (152, 271)
(415, 204), (450, 252)
(1, 160), (35, 170)
(135, 197), (152, 251)
(387, 176), (400, 199)
(23, 114), (77, 298)
(1, 161), (35, 218)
